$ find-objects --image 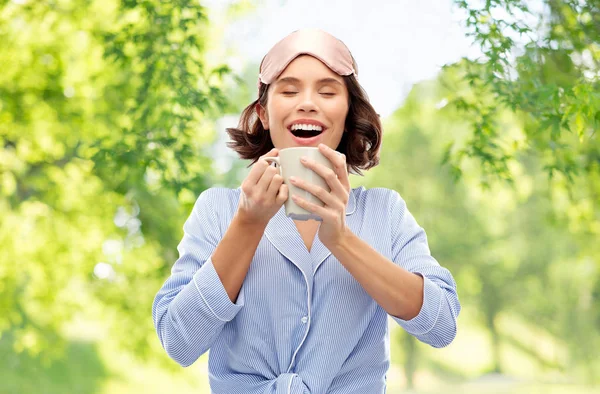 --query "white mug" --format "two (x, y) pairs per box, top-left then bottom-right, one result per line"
(264, 147), (334, 221)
